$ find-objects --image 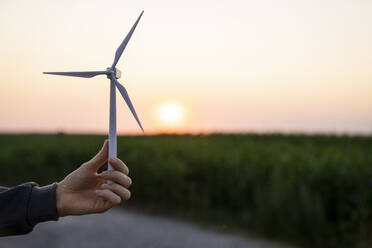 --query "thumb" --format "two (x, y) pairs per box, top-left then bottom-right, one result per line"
(85, 139), (109, 171)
